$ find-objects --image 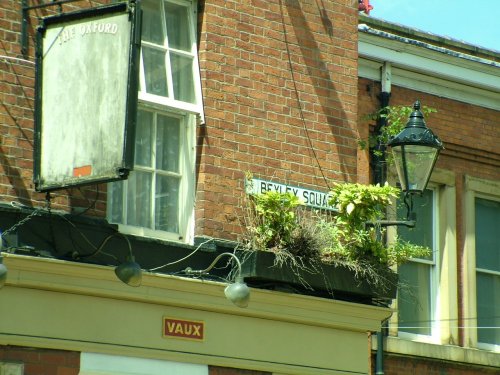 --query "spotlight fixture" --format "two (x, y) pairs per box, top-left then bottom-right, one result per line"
(186, 252), (250, 308)
(110, 234), (142, 287)
(115, 254), (142, 287)
(93, 233), (142, 287)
